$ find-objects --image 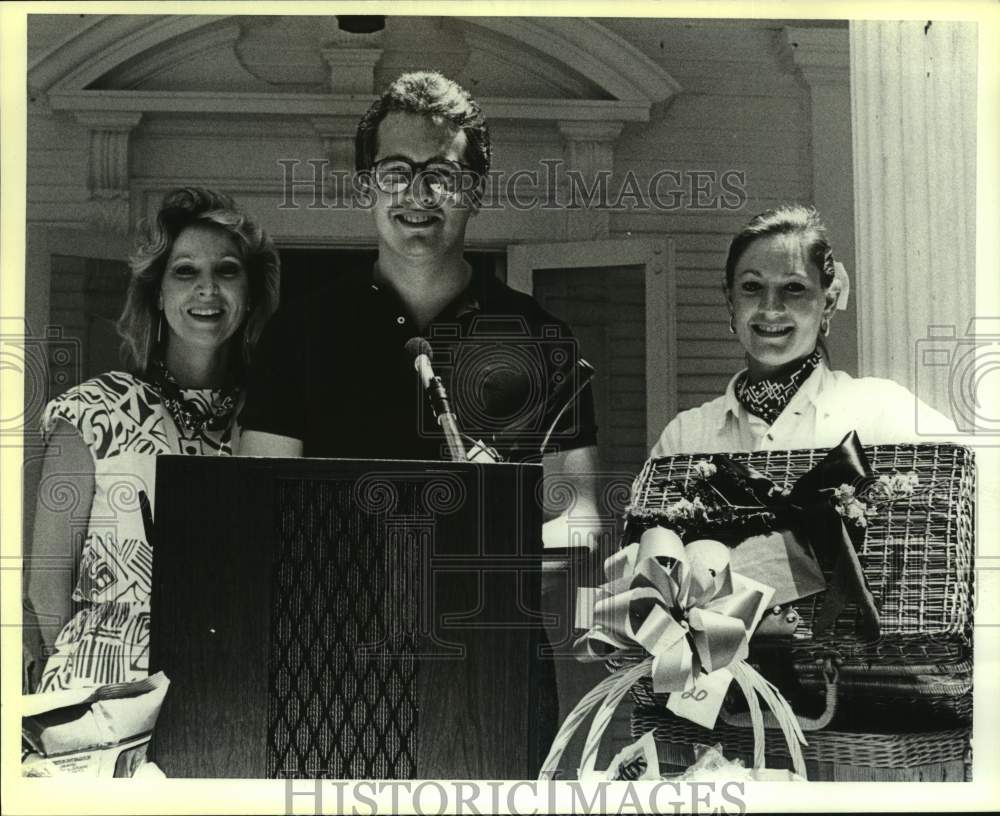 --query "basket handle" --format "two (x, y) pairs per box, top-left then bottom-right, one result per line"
(719, 660), (838, 732)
